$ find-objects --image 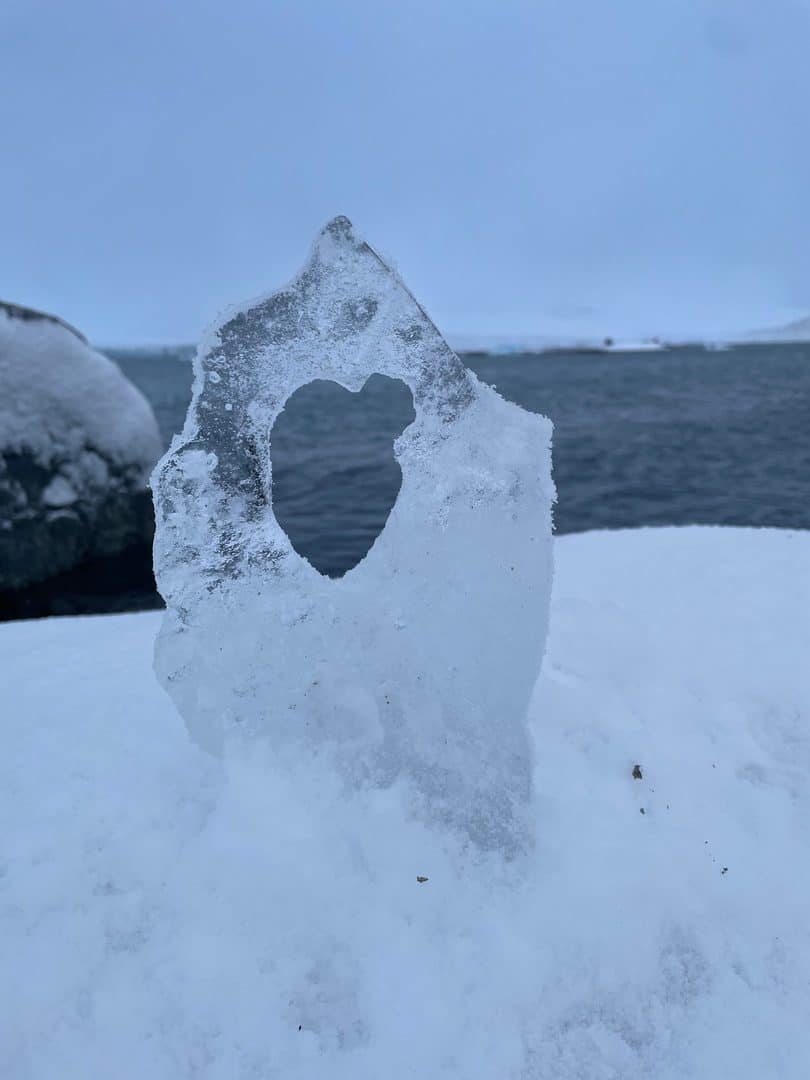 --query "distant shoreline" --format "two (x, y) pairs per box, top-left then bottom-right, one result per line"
(100, 338), (810, 360)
